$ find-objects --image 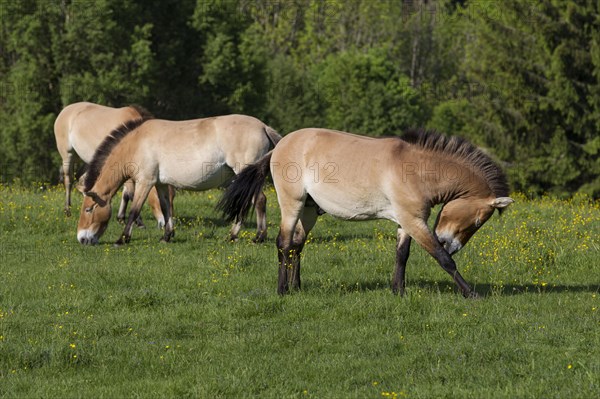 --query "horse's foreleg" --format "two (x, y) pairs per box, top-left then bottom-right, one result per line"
(253, 191), (267, 243)
(155, 184), (174, 243)
(402, 218), (476, 298)
(115, 182), (153, 246)
(434, 248), (476, 298)
(119, 180), (146, 228)
(392, 227), (412, 296)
